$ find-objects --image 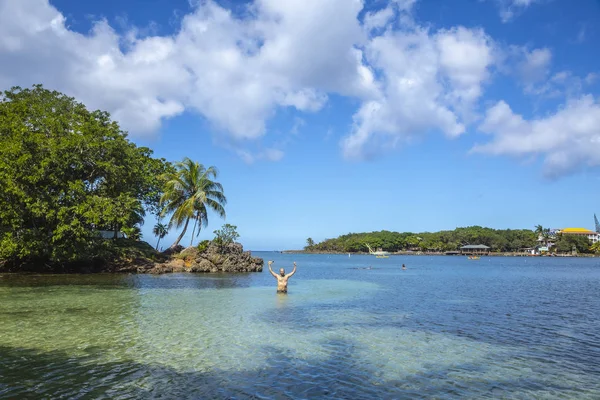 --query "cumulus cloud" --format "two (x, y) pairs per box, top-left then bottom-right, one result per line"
(473, 96), (600, 177)
(0, 0), (495, 162)
(1, 0), (598, 177)
(364, 6), (396, 32)
(0, 0), (371, 140)
(341, 26), (496, 159)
